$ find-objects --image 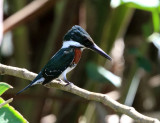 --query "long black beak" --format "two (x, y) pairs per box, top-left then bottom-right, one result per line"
(90, 44), (112, 61)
